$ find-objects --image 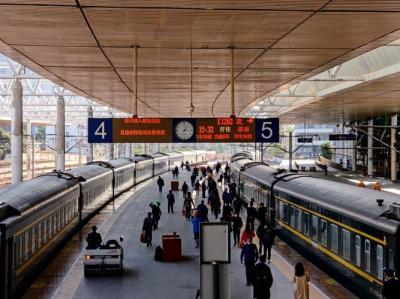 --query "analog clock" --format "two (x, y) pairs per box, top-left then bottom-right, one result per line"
(175, 121), (194, 141)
